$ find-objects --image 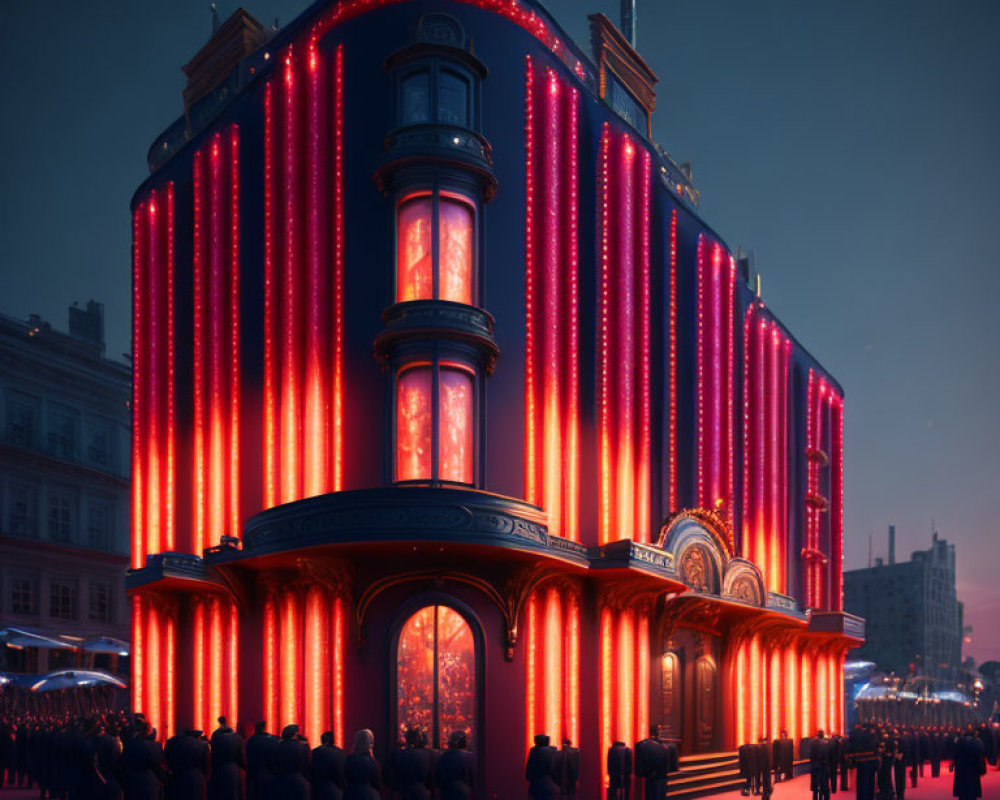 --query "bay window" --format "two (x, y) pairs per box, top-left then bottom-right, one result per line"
(396, 191), (475, 304)
(396, 361), (475, 484)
